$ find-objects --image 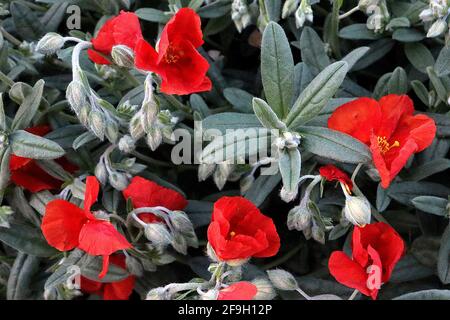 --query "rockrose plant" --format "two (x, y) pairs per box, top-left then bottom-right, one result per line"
(0, 0), (448, 302)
